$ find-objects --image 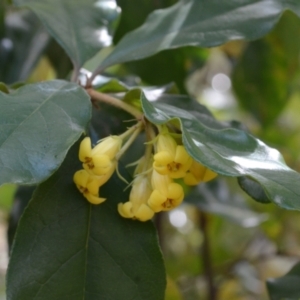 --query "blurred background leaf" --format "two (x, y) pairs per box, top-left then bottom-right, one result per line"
(185, 178), (267, 227)
(232, 11), (300, 128)
(13, 0), (121, 70)
(0, 11), (49, 84)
